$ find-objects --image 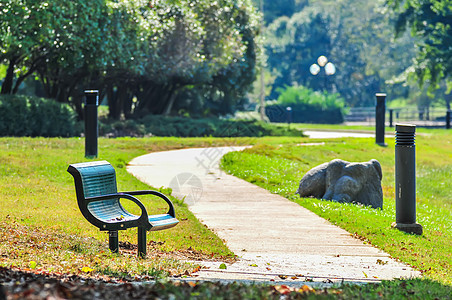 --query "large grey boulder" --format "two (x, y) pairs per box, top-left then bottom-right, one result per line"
(296, 159), (383, 209)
